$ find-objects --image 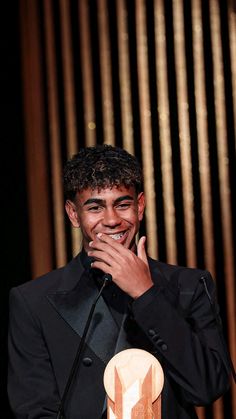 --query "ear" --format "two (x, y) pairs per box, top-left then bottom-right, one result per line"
(137, 192), (145, 221)
(65, 200), (80, 228)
